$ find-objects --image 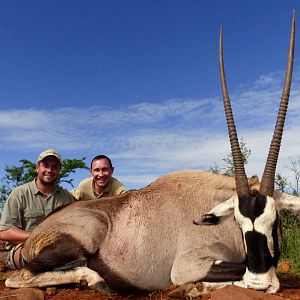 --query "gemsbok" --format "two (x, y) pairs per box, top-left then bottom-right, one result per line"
(5, 12), (299, 298)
